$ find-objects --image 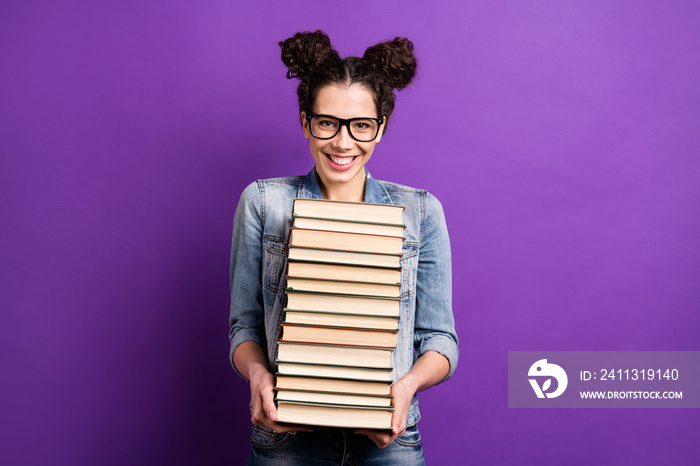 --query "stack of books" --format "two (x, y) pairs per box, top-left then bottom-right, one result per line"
(274, 198), (405, 429)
